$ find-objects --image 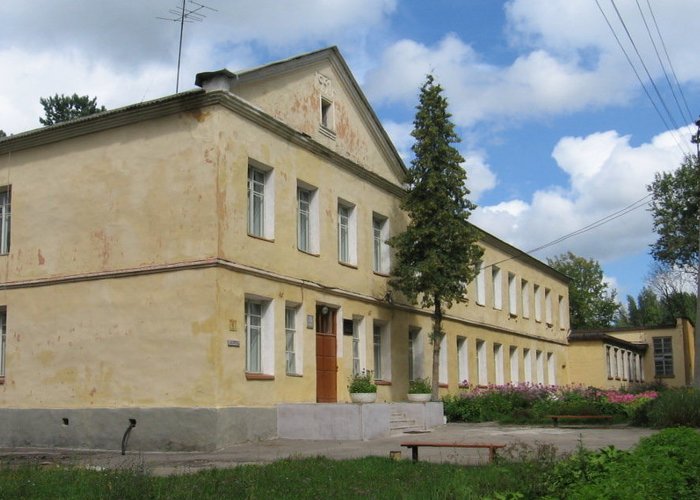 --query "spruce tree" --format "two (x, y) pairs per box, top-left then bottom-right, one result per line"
(39, 94), (106, 126)
(389, 75), (483, 401)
